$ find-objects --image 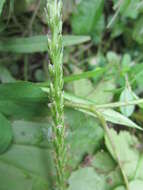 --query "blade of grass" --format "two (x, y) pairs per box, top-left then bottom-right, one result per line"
(0, 0), (6, 16)
(64, 68), (104, 83)
(0, 35), (91, 53)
